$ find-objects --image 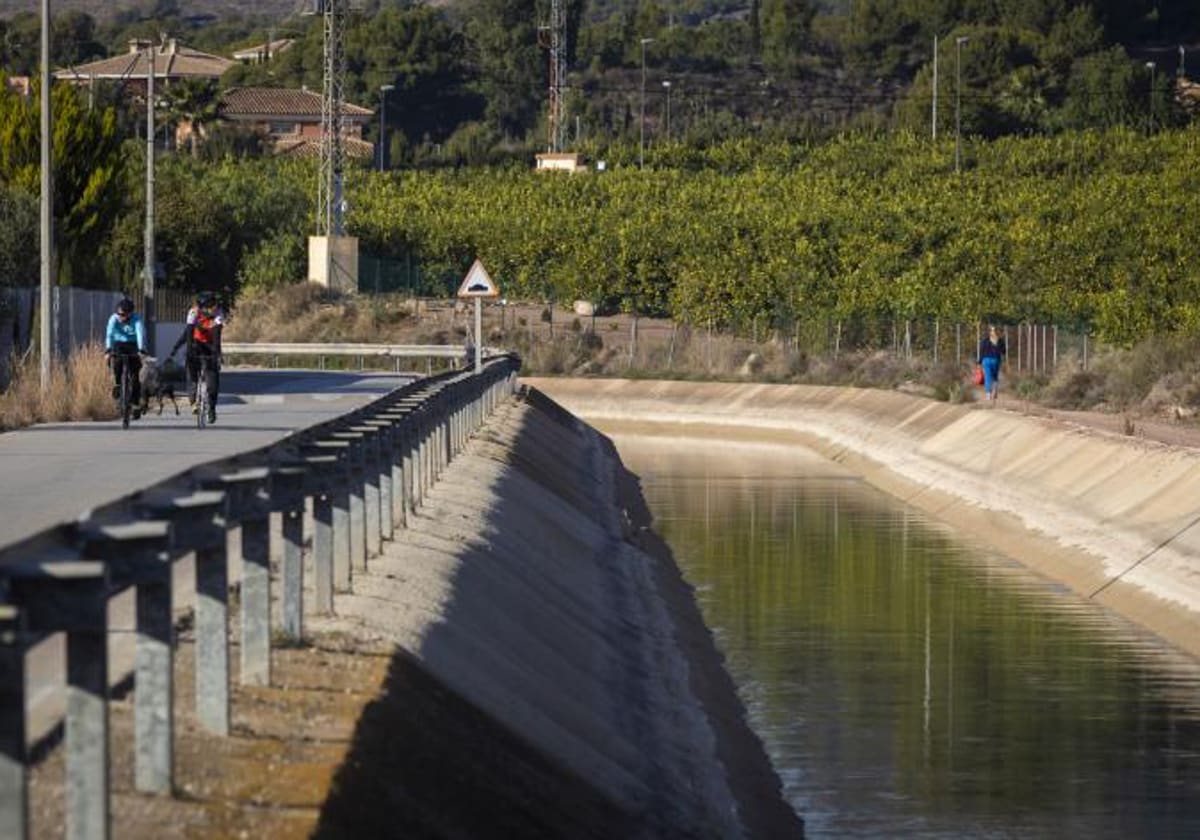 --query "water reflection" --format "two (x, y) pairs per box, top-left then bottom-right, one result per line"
(612, 433), (1200, 838)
